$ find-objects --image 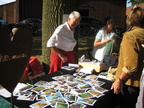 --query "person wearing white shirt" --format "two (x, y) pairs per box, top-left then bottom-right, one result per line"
(47, 11), (81, 74)
(92, 17), (116, 63)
